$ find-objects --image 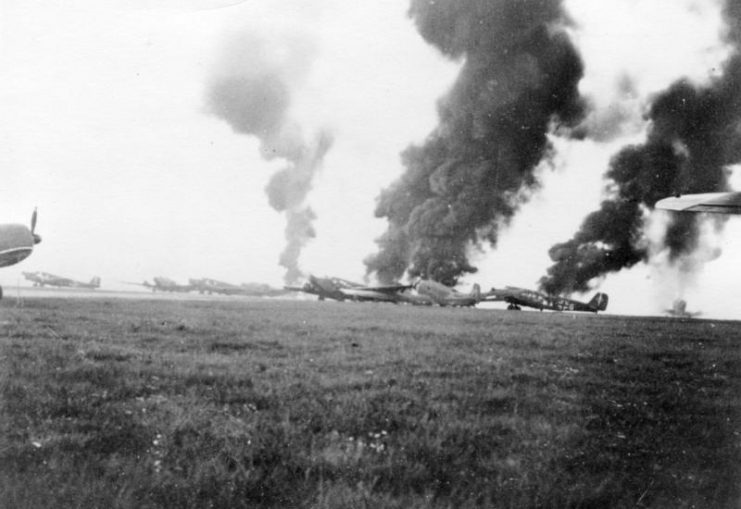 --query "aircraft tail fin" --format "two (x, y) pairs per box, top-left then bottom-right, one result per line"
(589, 292), (608, 311)
(471, 283), (481, 301)
(90, 276), (101, 288)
